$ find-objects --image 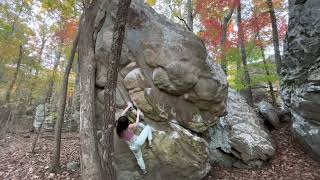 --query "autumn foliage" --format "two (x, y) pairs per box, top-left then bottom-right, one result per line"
(55, 19), (79, 43)
(196, 0), (239, 52)
(196, 0), (287, 60)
